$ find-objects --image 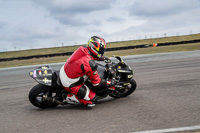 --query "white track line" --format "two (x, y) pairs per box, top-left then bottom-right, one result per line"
(132, 125), (200, 133)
